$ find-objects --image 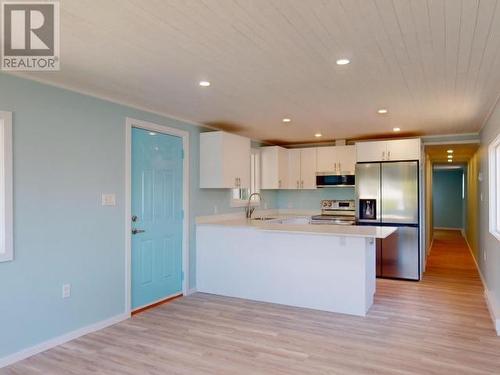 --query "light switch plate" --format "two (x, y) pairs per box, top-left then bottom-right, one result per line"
(62, 284), (71, 298)
(101, 193), (116, 206)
